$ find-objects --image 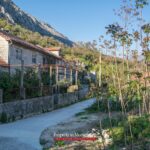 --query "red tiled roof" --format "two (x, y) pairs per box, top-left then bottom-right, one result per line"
(0, 31), (79, 68)
(0, 30), (61, 59)
(45, 47), (61, 51)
